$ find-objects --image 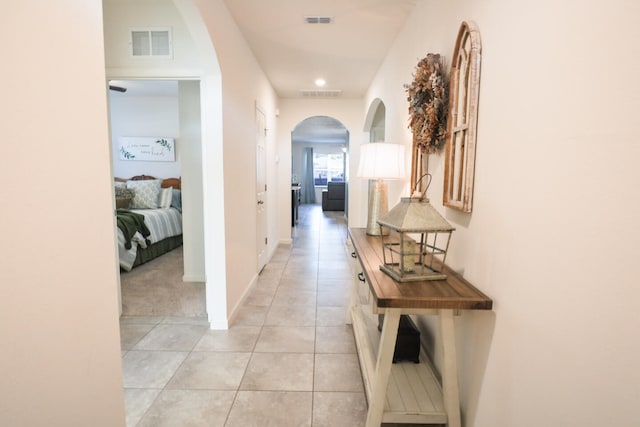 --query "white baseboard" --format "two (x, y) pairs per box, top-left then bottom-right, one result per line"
(279, 238), (293, 245)
(226, 273), (259, 327)
(208, 318), (228, 330)
(183, 275), (206, 282)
